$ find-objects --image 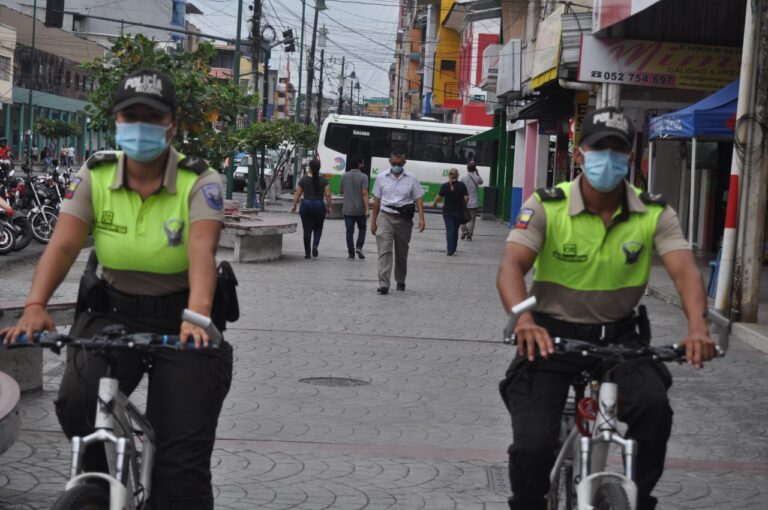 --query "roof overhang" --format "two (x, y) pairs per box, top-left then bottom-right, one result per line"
(442, 0), (501, 32)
